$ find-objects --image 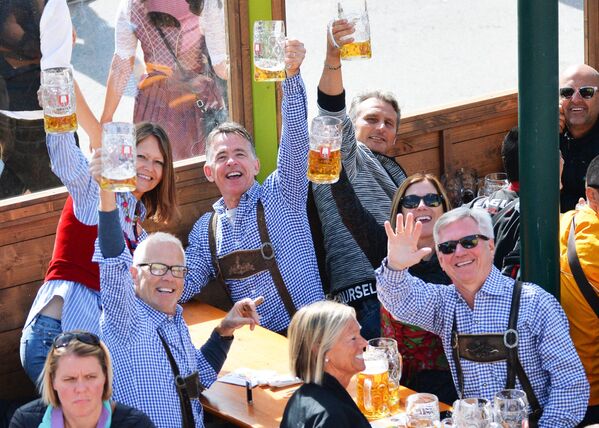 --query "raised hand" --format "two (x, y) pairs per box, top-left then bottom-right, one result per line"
(384, 212), (432, 271)
(216, 297), (262, 337)
(327, 19), (355, 53)
(285, 39), (306, 78)
(559, 99), (566, 133)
